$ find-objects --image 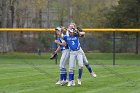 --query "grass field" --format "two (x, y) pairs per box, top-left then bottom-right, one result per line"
(0, 53), (140, 93)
